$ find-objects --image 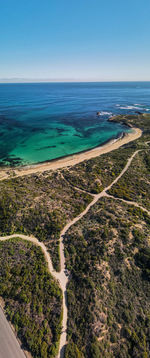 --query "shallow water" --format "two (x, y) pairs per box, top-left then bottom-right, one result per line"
(0, 82), (150, 166)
